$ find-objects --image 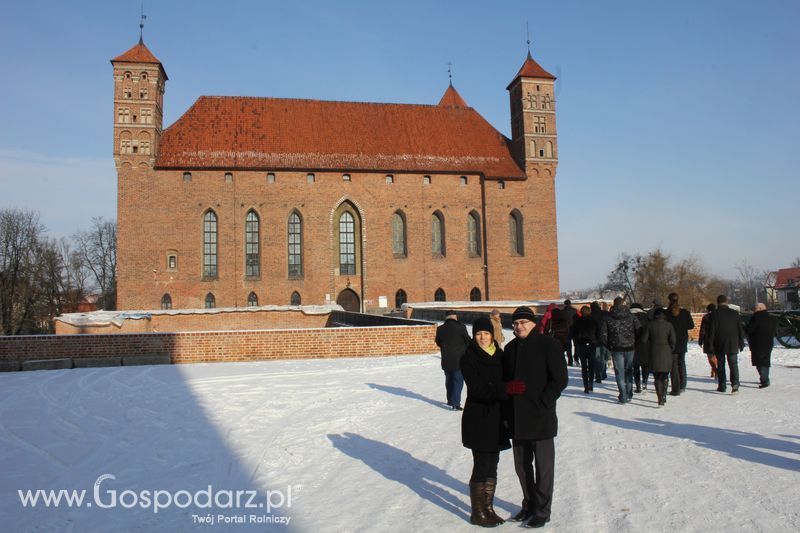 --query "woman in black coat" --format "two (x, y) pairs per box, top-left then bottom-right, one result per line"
(697, 304), (718, 377)
(642, 308), (676, 406)
(630, 304), (650, 393)
(461, 317), (510, 527)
